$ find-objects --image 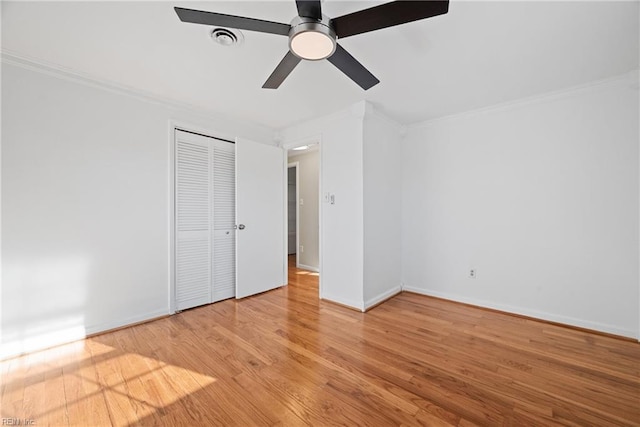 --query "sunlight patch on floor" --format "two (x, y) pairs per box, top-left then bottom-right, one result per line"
(295, 270), (319, 277)
(2, 341), (217, 426)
